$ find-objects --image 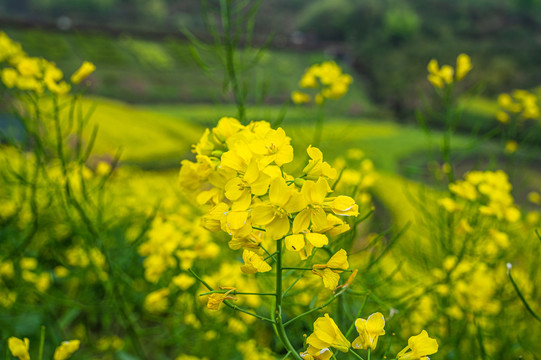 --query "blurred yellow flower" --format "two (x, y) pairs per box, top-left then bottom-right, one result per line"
(53, 340), (80, 360)
(8, 337), (30, 360)
(240, 249), (272, 274)
(71, 61), (96, 84)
